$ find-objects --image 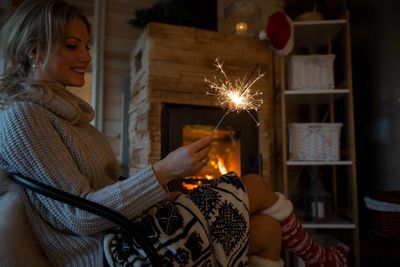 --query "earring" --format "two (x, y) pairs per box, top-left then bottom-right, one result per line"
(29, 55), (39, 69)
